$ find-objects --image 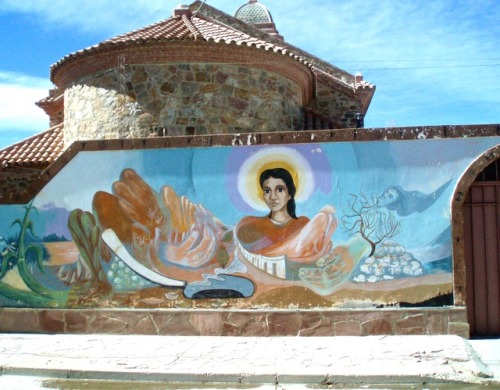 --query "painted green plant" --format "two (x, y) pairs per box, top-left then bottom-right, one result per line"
(216, 230), (233, 268)
(0, 200), (68, 307)
(66, 209), (112, 303)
